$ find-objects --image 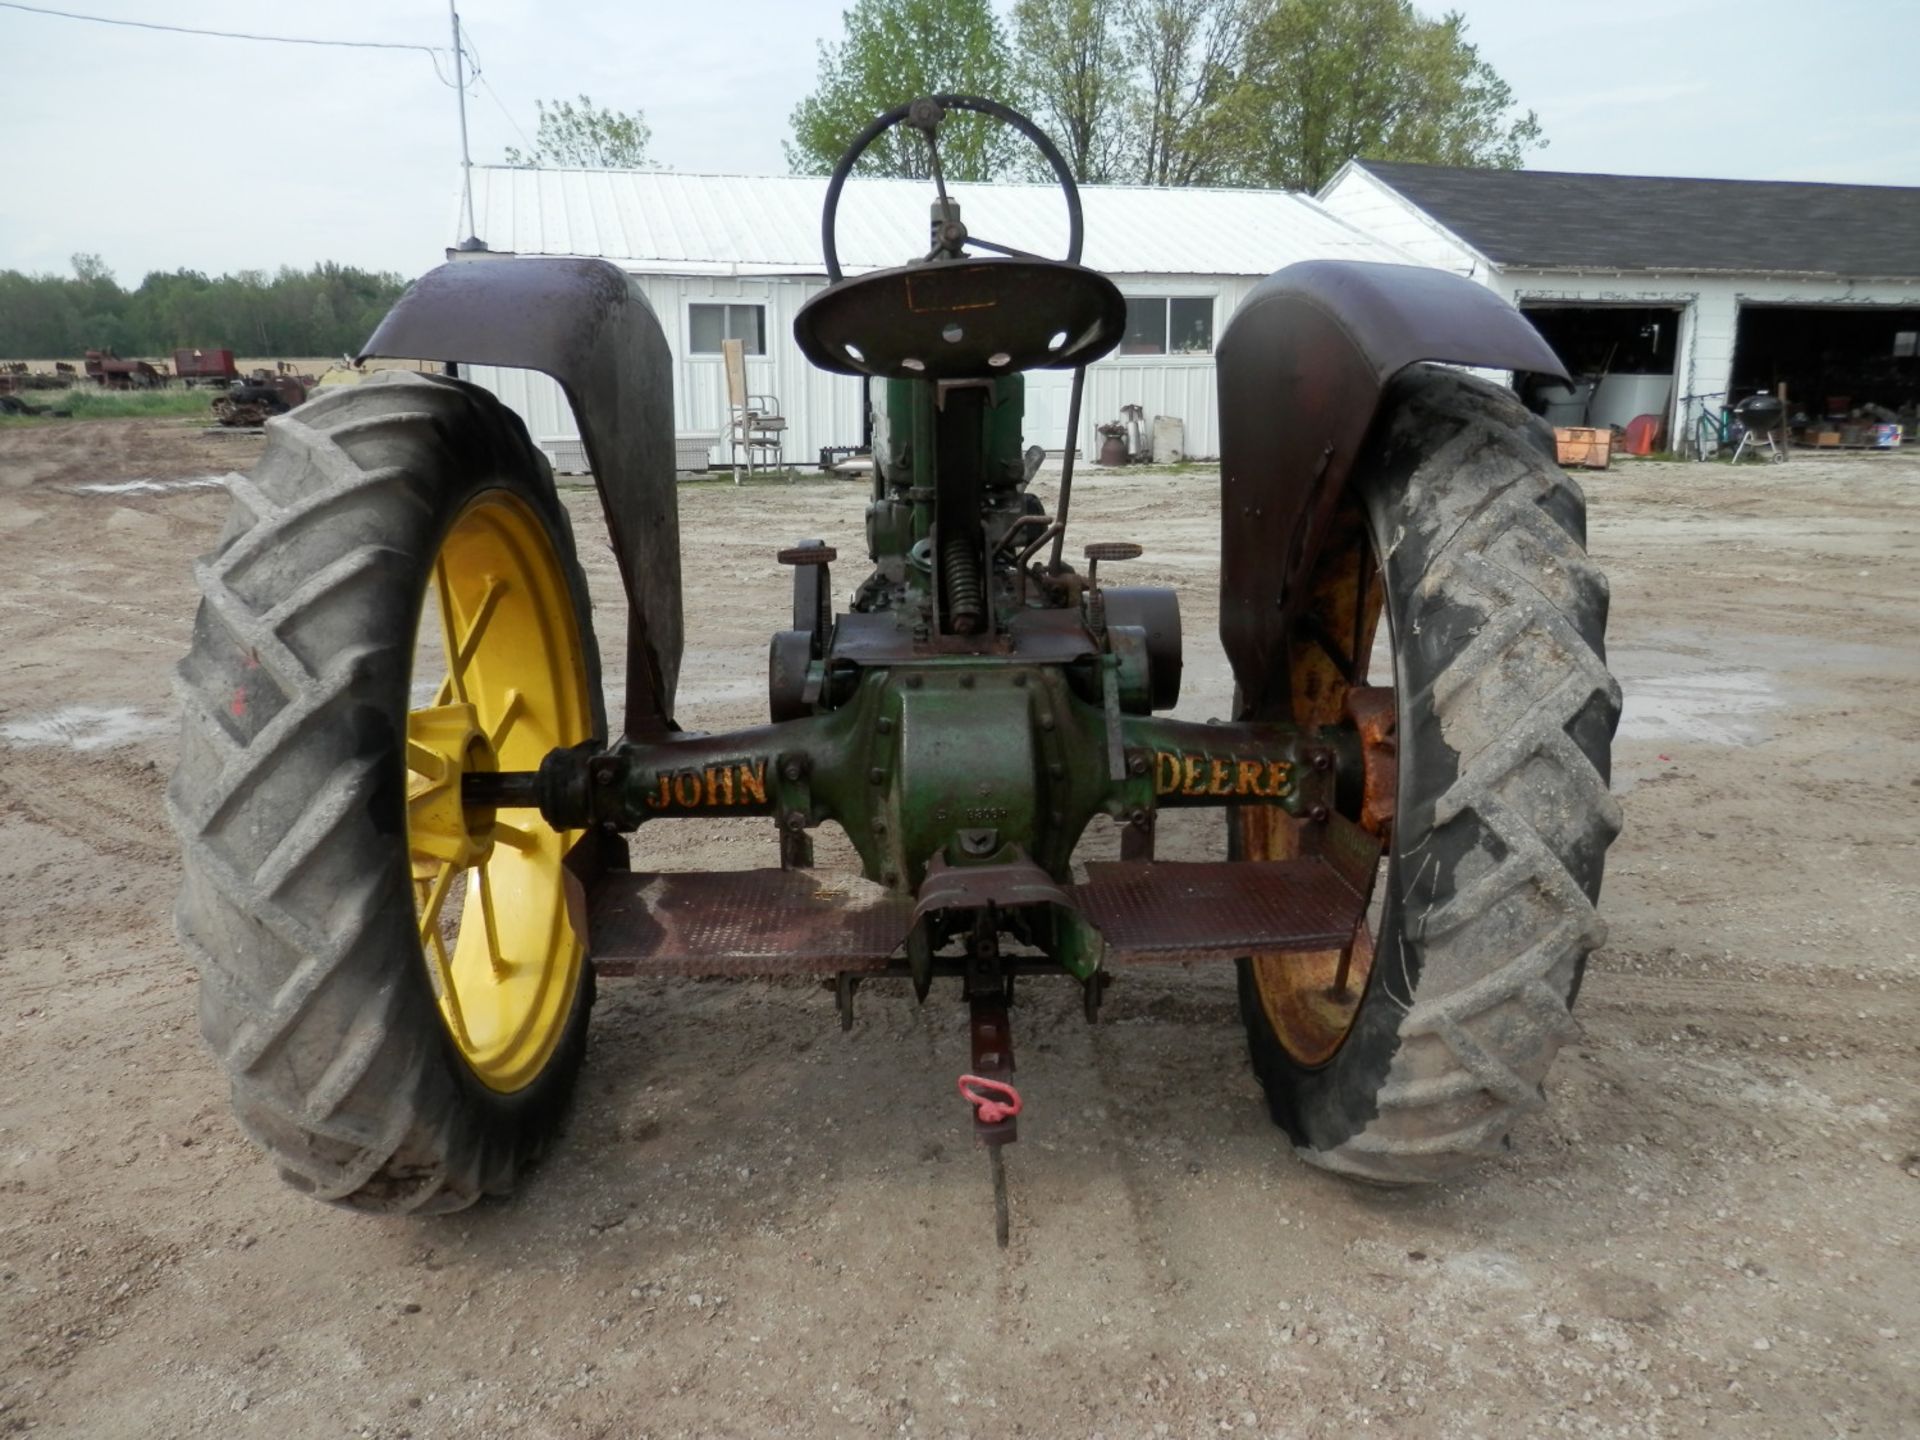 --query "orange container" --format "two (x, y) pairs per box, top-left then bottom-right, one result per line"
(1554, 426), (1611, 469)
(1623, 413), (1665, 456)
